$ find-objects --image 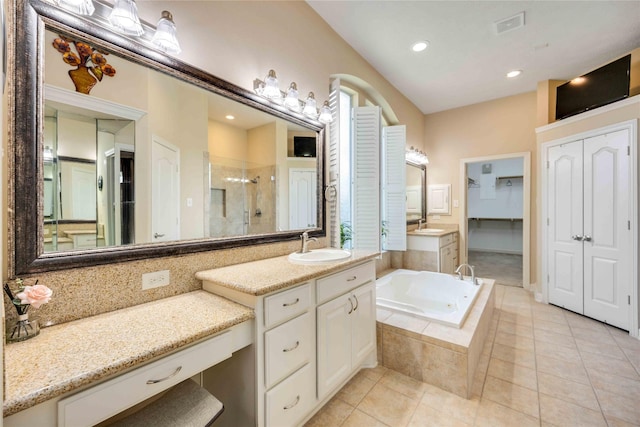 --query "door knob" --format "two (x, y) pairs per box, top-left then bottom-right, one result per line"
(582, 235), (592, 242)
(571, 235), (583, 241)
